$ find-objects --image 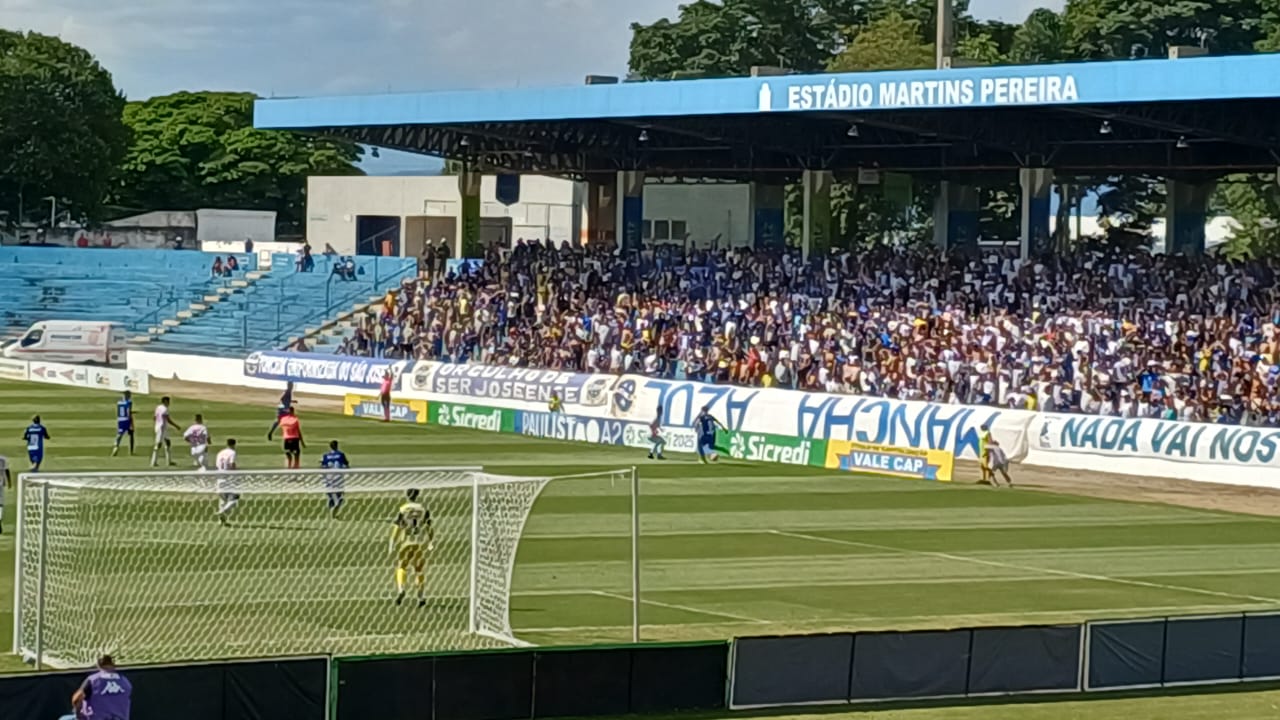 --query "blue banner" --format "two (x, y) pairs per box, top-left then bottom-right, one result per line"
(243, 351), (406, 389)
(797, 394), (1000, 460)
(515, 411), (627, 445)
(418, 363), (613, 406)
